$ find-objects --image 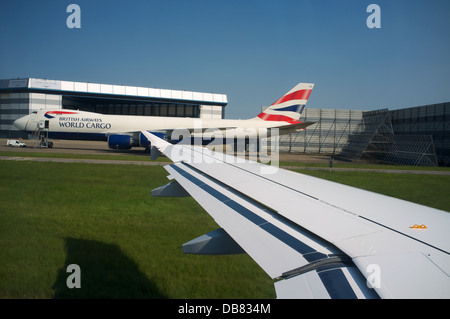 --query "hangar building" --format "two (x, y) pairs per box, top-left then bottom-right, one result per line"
(0, 78), (227, 139)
